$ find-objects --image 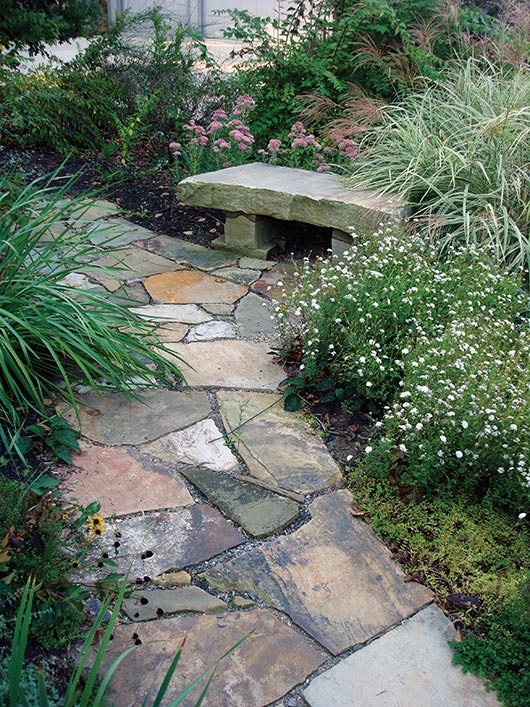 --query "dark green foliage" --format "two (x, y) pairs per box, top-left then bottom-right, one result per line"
(451, 573), (530, 707)
(0, 0), (102, 55)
